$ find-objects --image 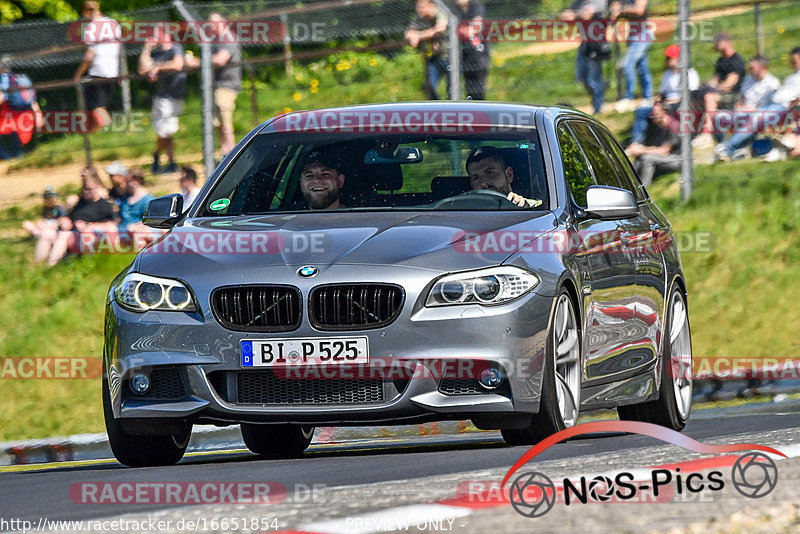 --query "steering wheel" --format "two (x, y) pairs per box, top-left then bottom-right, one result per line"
(431, 188), (518, 209)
